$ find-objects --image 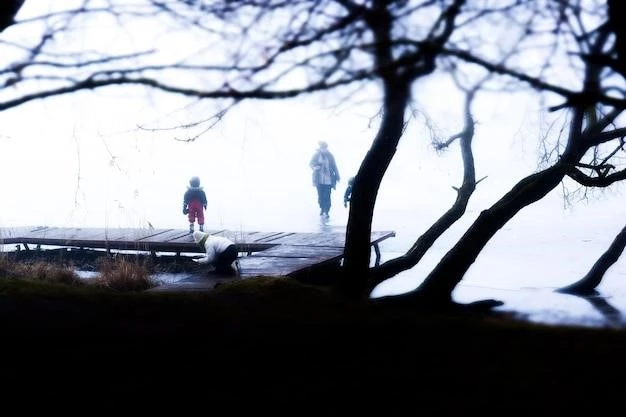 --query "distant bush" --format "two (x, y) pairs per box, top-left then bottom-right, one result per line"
(93, 257), (158, 292)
